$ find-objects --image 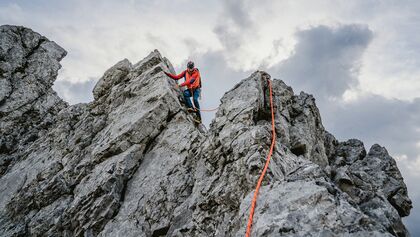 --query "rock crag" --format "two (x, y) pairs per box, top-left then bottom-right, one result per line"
(0, 25), (412, 237)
